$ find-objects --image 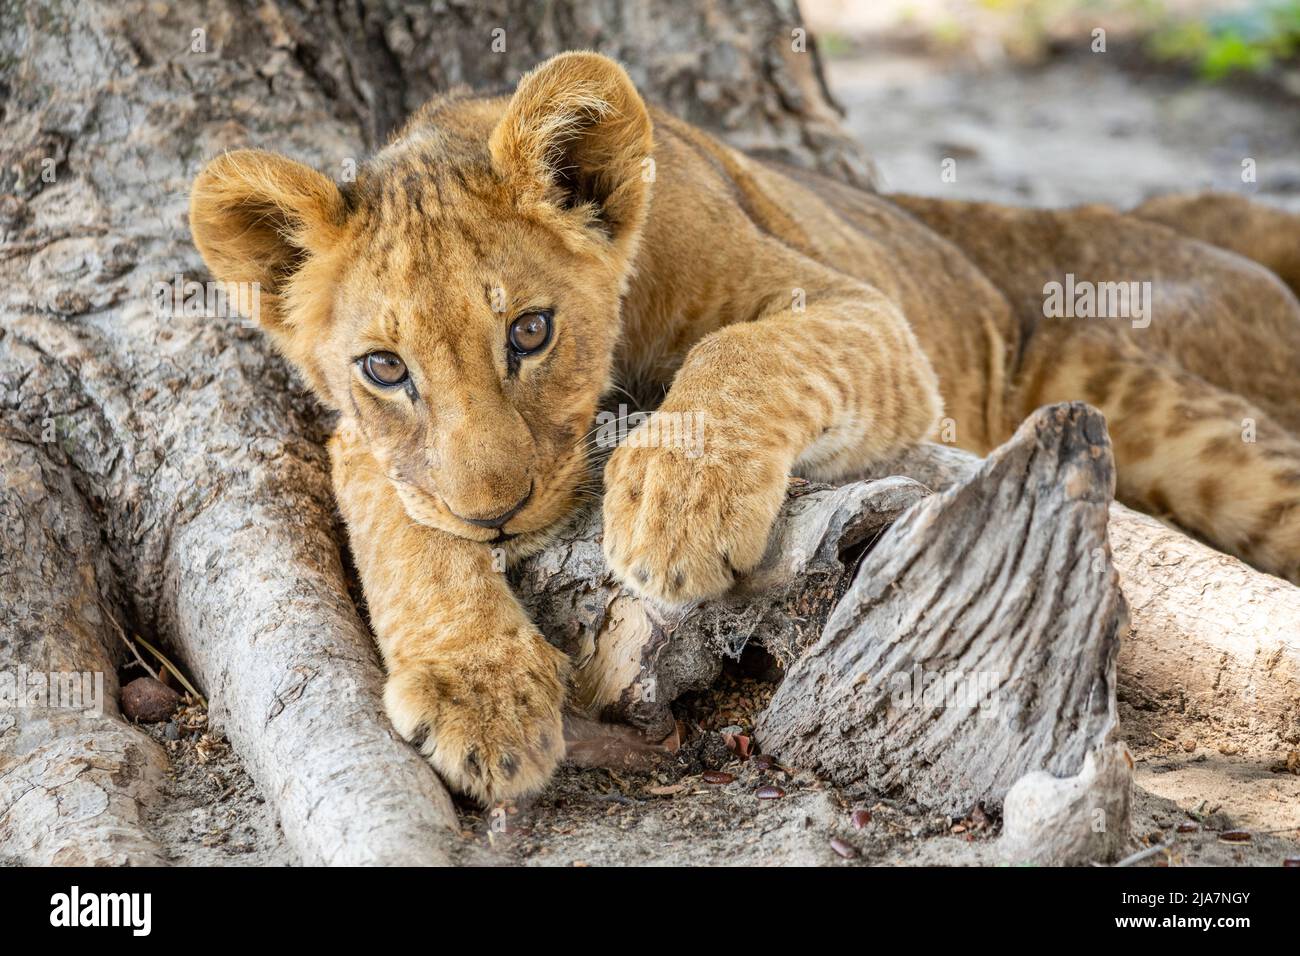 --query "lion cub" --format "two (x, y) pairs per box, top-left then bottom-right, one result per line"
(191, 52), (1300, 803)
